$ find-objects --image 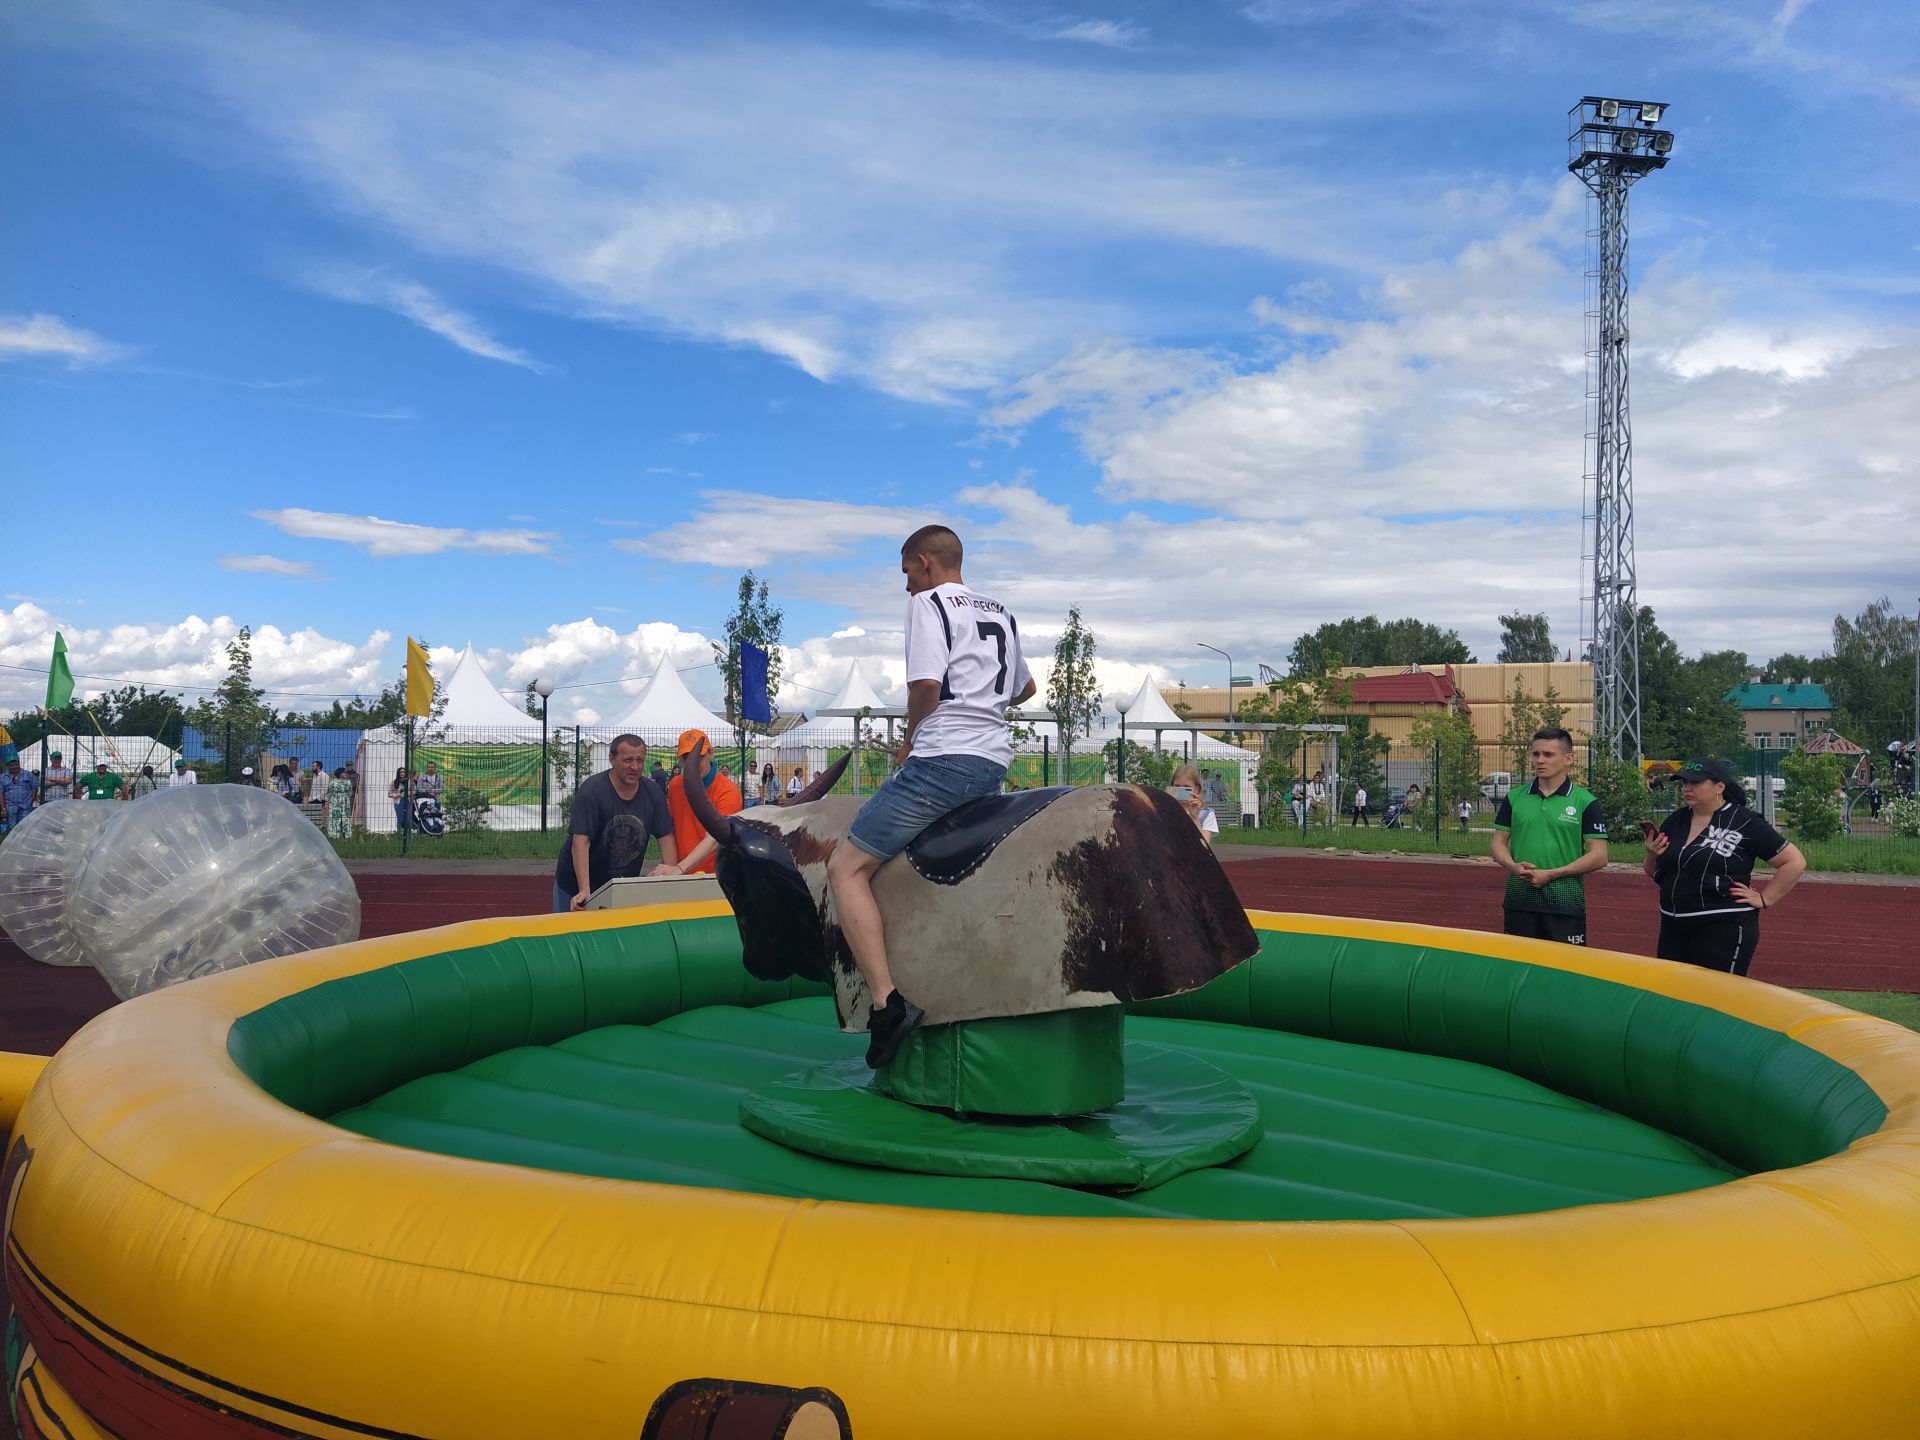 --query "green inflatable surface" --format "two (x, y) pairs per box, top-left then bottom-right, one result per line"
(228, 915), (1886, 1224)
